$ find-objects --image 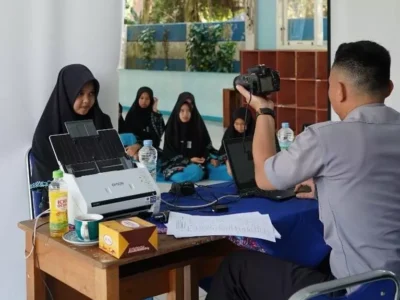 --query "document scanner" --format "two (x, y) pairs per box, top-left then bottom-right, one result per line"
(49, 120), (161, 225)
